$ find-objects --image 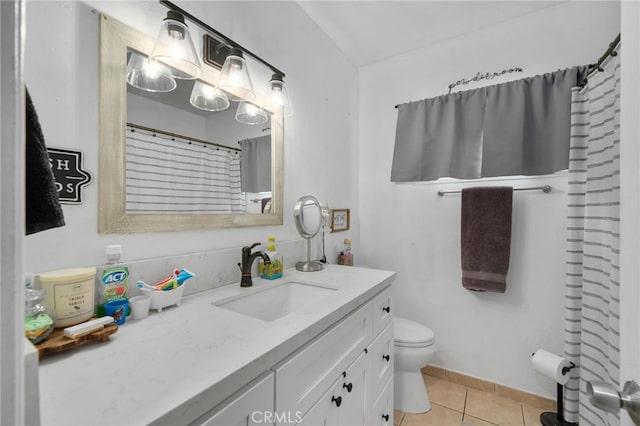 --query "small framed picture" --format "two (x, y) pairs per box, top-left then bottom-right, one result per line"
(331, 209), (350, 232)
